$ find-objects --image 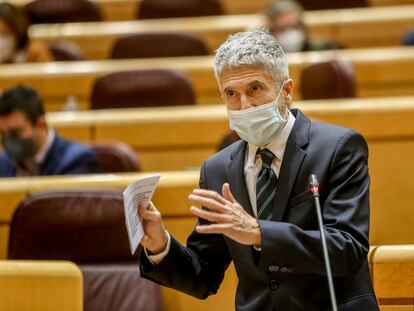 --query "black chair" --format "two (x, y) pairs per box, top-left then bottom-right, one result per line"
(111, 32), (209, 59)
(91, 69), (196, 109)
(137, 0), (223, 19)
(90, 142), (142, 173)
(24, 0), (102, 24)
(300, 59), (357, 100)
